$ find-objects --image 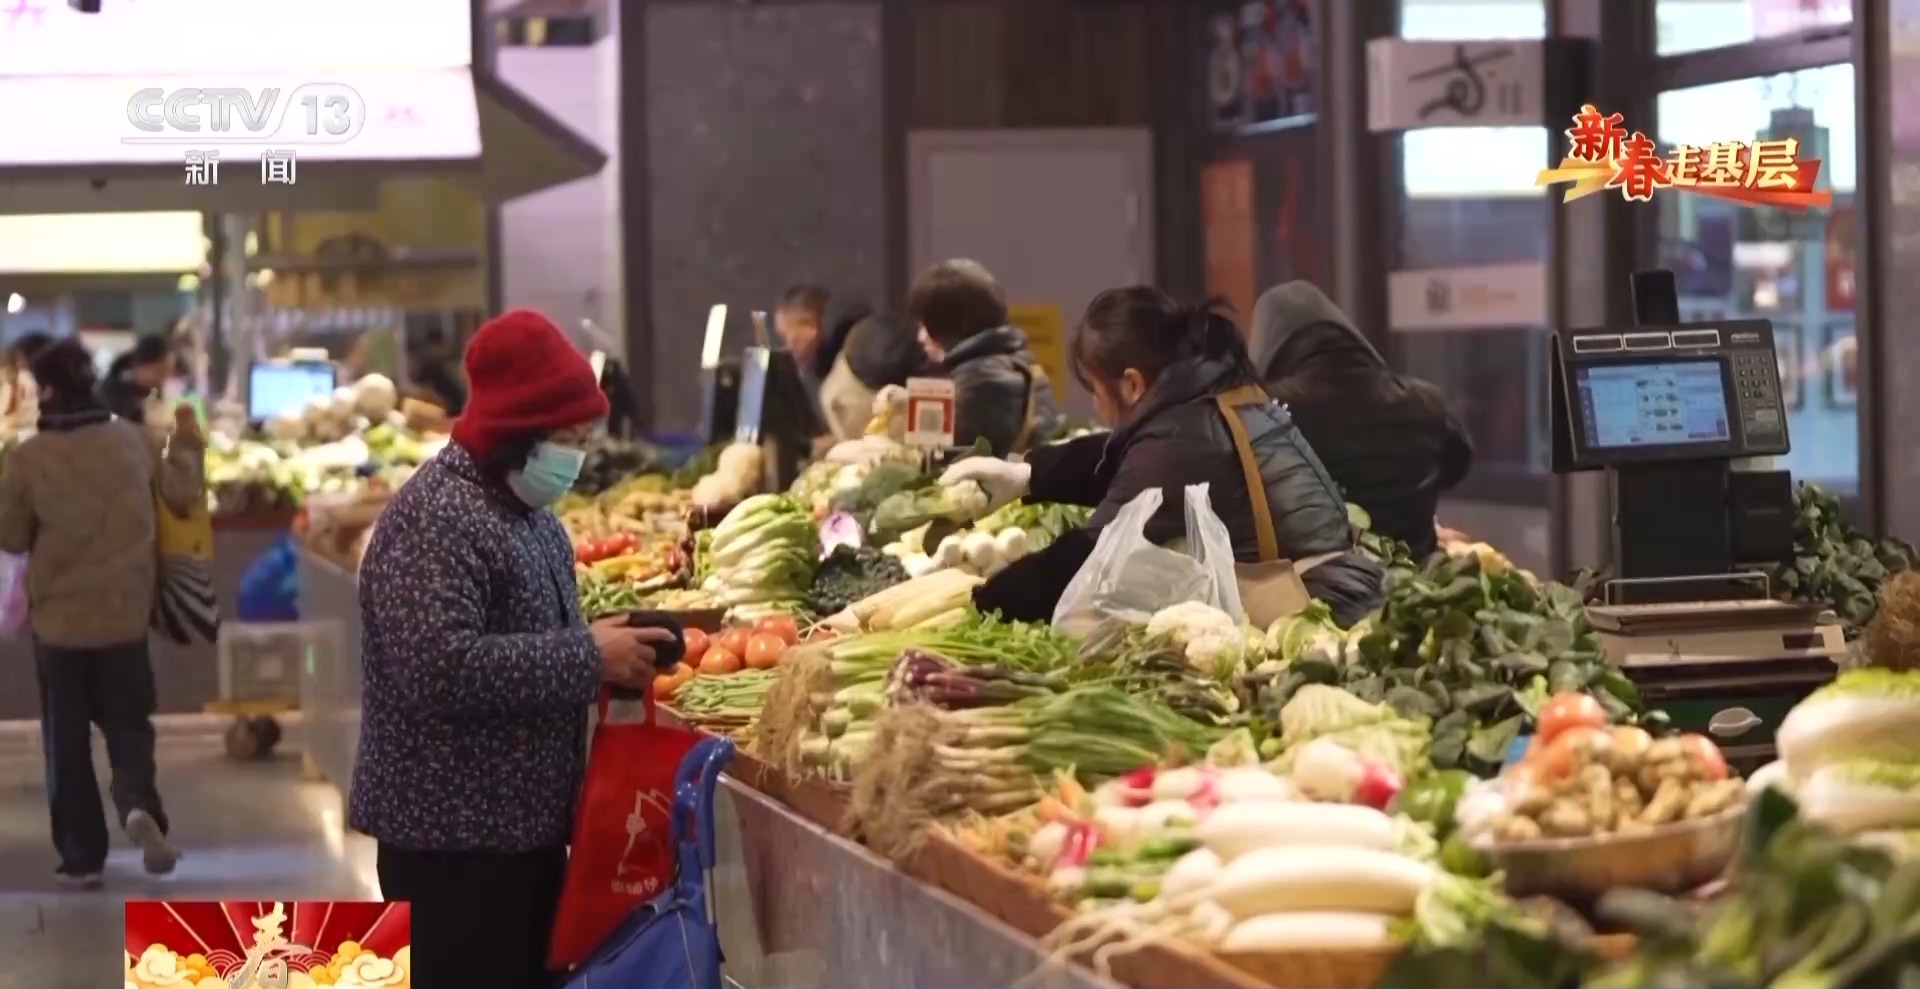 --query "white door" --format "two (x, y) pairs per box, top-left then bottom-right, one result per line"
(908, 128), (1155, 419)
